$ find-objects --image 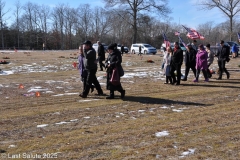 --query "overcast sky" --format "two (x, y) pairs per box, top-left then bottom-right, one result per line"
(4, 0), (228, 29)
